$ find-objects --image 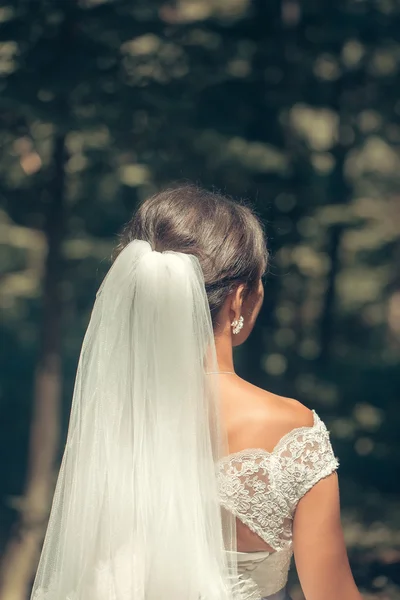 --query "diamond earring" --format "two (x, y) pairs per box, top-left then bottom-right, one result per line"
(231, 315), (244, 335)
